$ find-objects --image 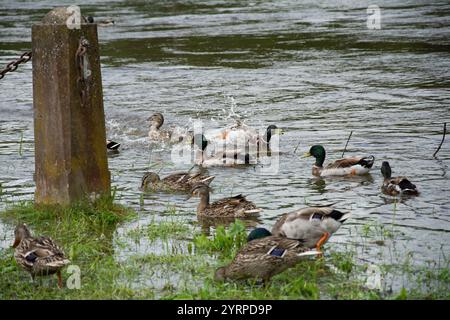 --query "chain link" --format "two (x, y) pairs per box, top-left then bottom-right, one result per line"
(0, 51), (32, 80)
